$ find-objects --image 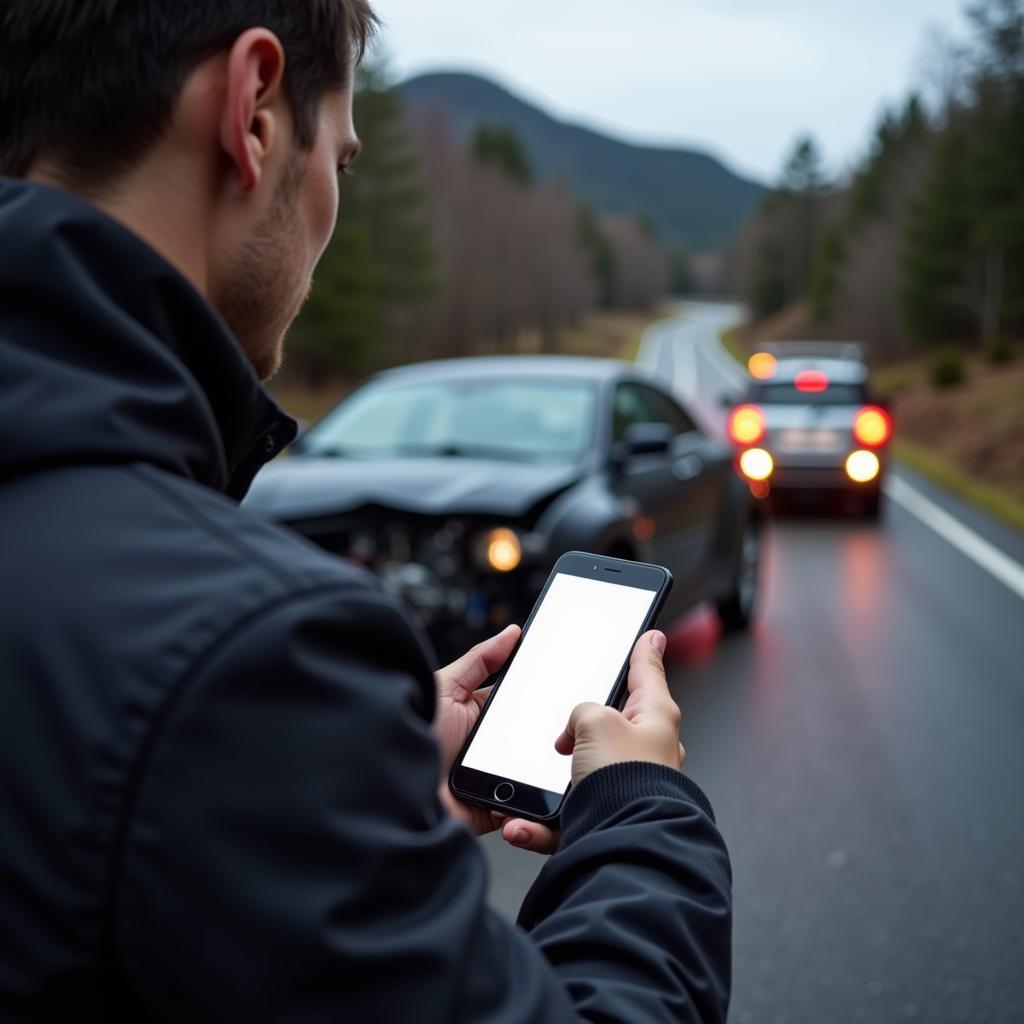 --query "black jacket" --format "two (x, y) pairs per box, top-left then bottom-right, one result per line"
(0, 179), (732, 1022)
